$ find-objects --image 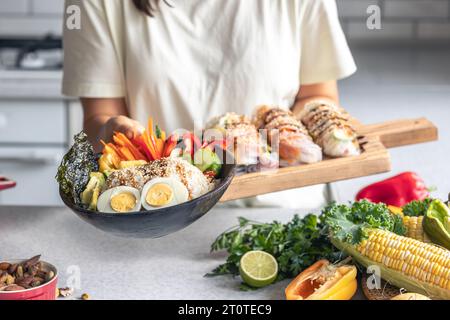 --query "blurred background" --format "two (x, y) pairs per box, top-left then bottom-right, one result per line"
(0, 0), (449, 206)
